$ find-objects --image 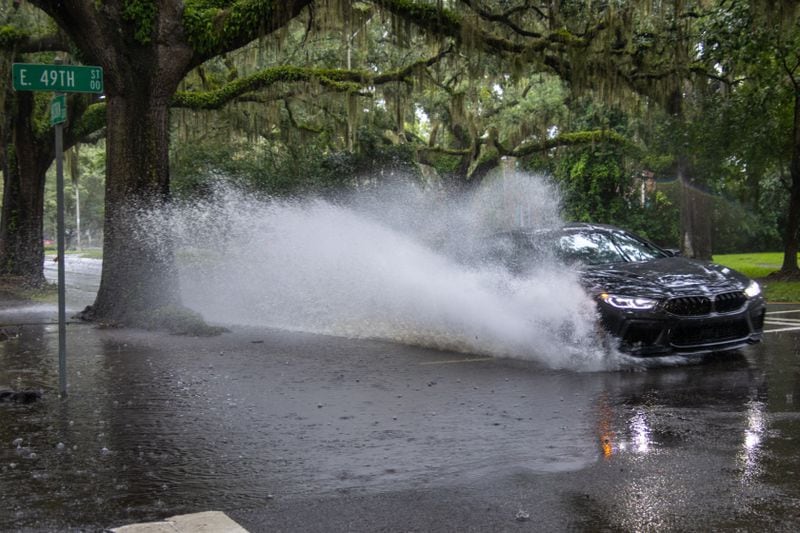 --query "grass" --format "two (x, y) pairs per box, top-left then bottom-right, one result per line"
(44, 246), (103, 259)
(713, 252), (800, 303)
(73, 248), (103, 259)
